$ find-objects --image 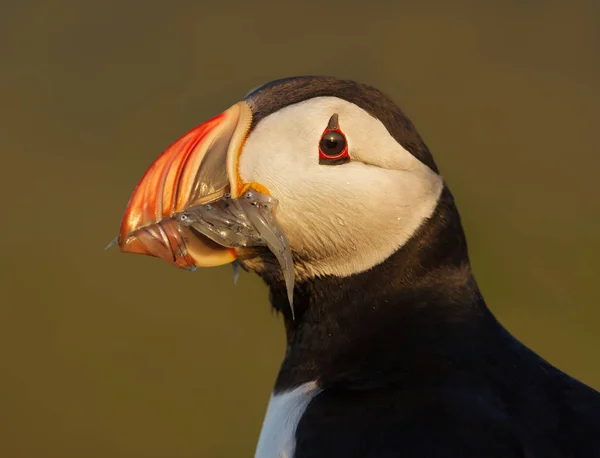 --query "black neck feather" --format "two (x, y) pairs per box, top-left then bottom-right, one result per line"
(262, 187), (518, 392)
